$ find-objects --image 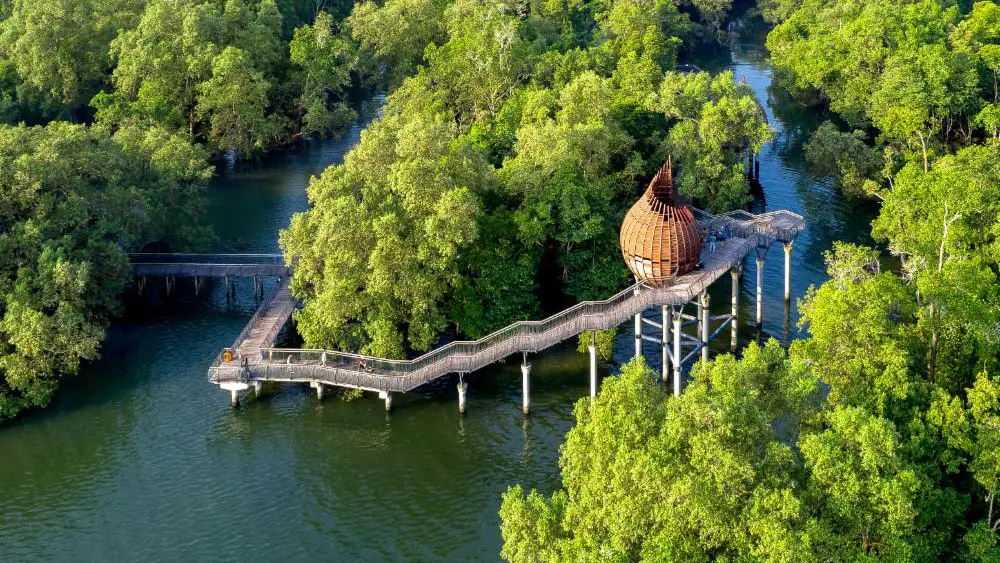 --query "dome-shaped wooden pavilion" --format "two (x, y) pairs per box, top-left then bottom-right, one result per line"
(619, 158), (702, 285)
